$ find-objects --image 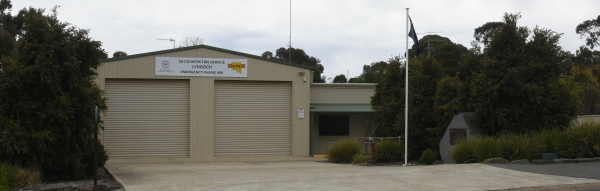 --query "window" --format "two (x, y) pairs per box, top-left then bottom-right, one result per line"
(319, 115), (349, 136)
